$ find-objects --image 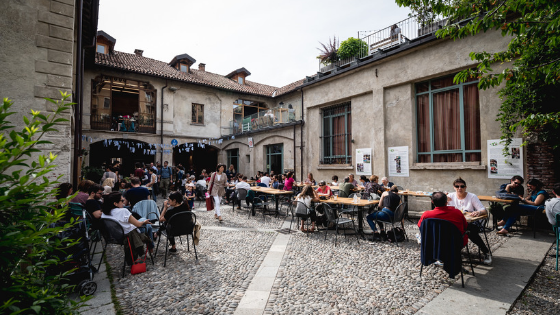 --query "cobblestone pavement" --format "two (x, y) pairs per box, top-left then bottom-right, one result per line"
(104, 206), (513, 314)
(509, 244), (560, 315)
